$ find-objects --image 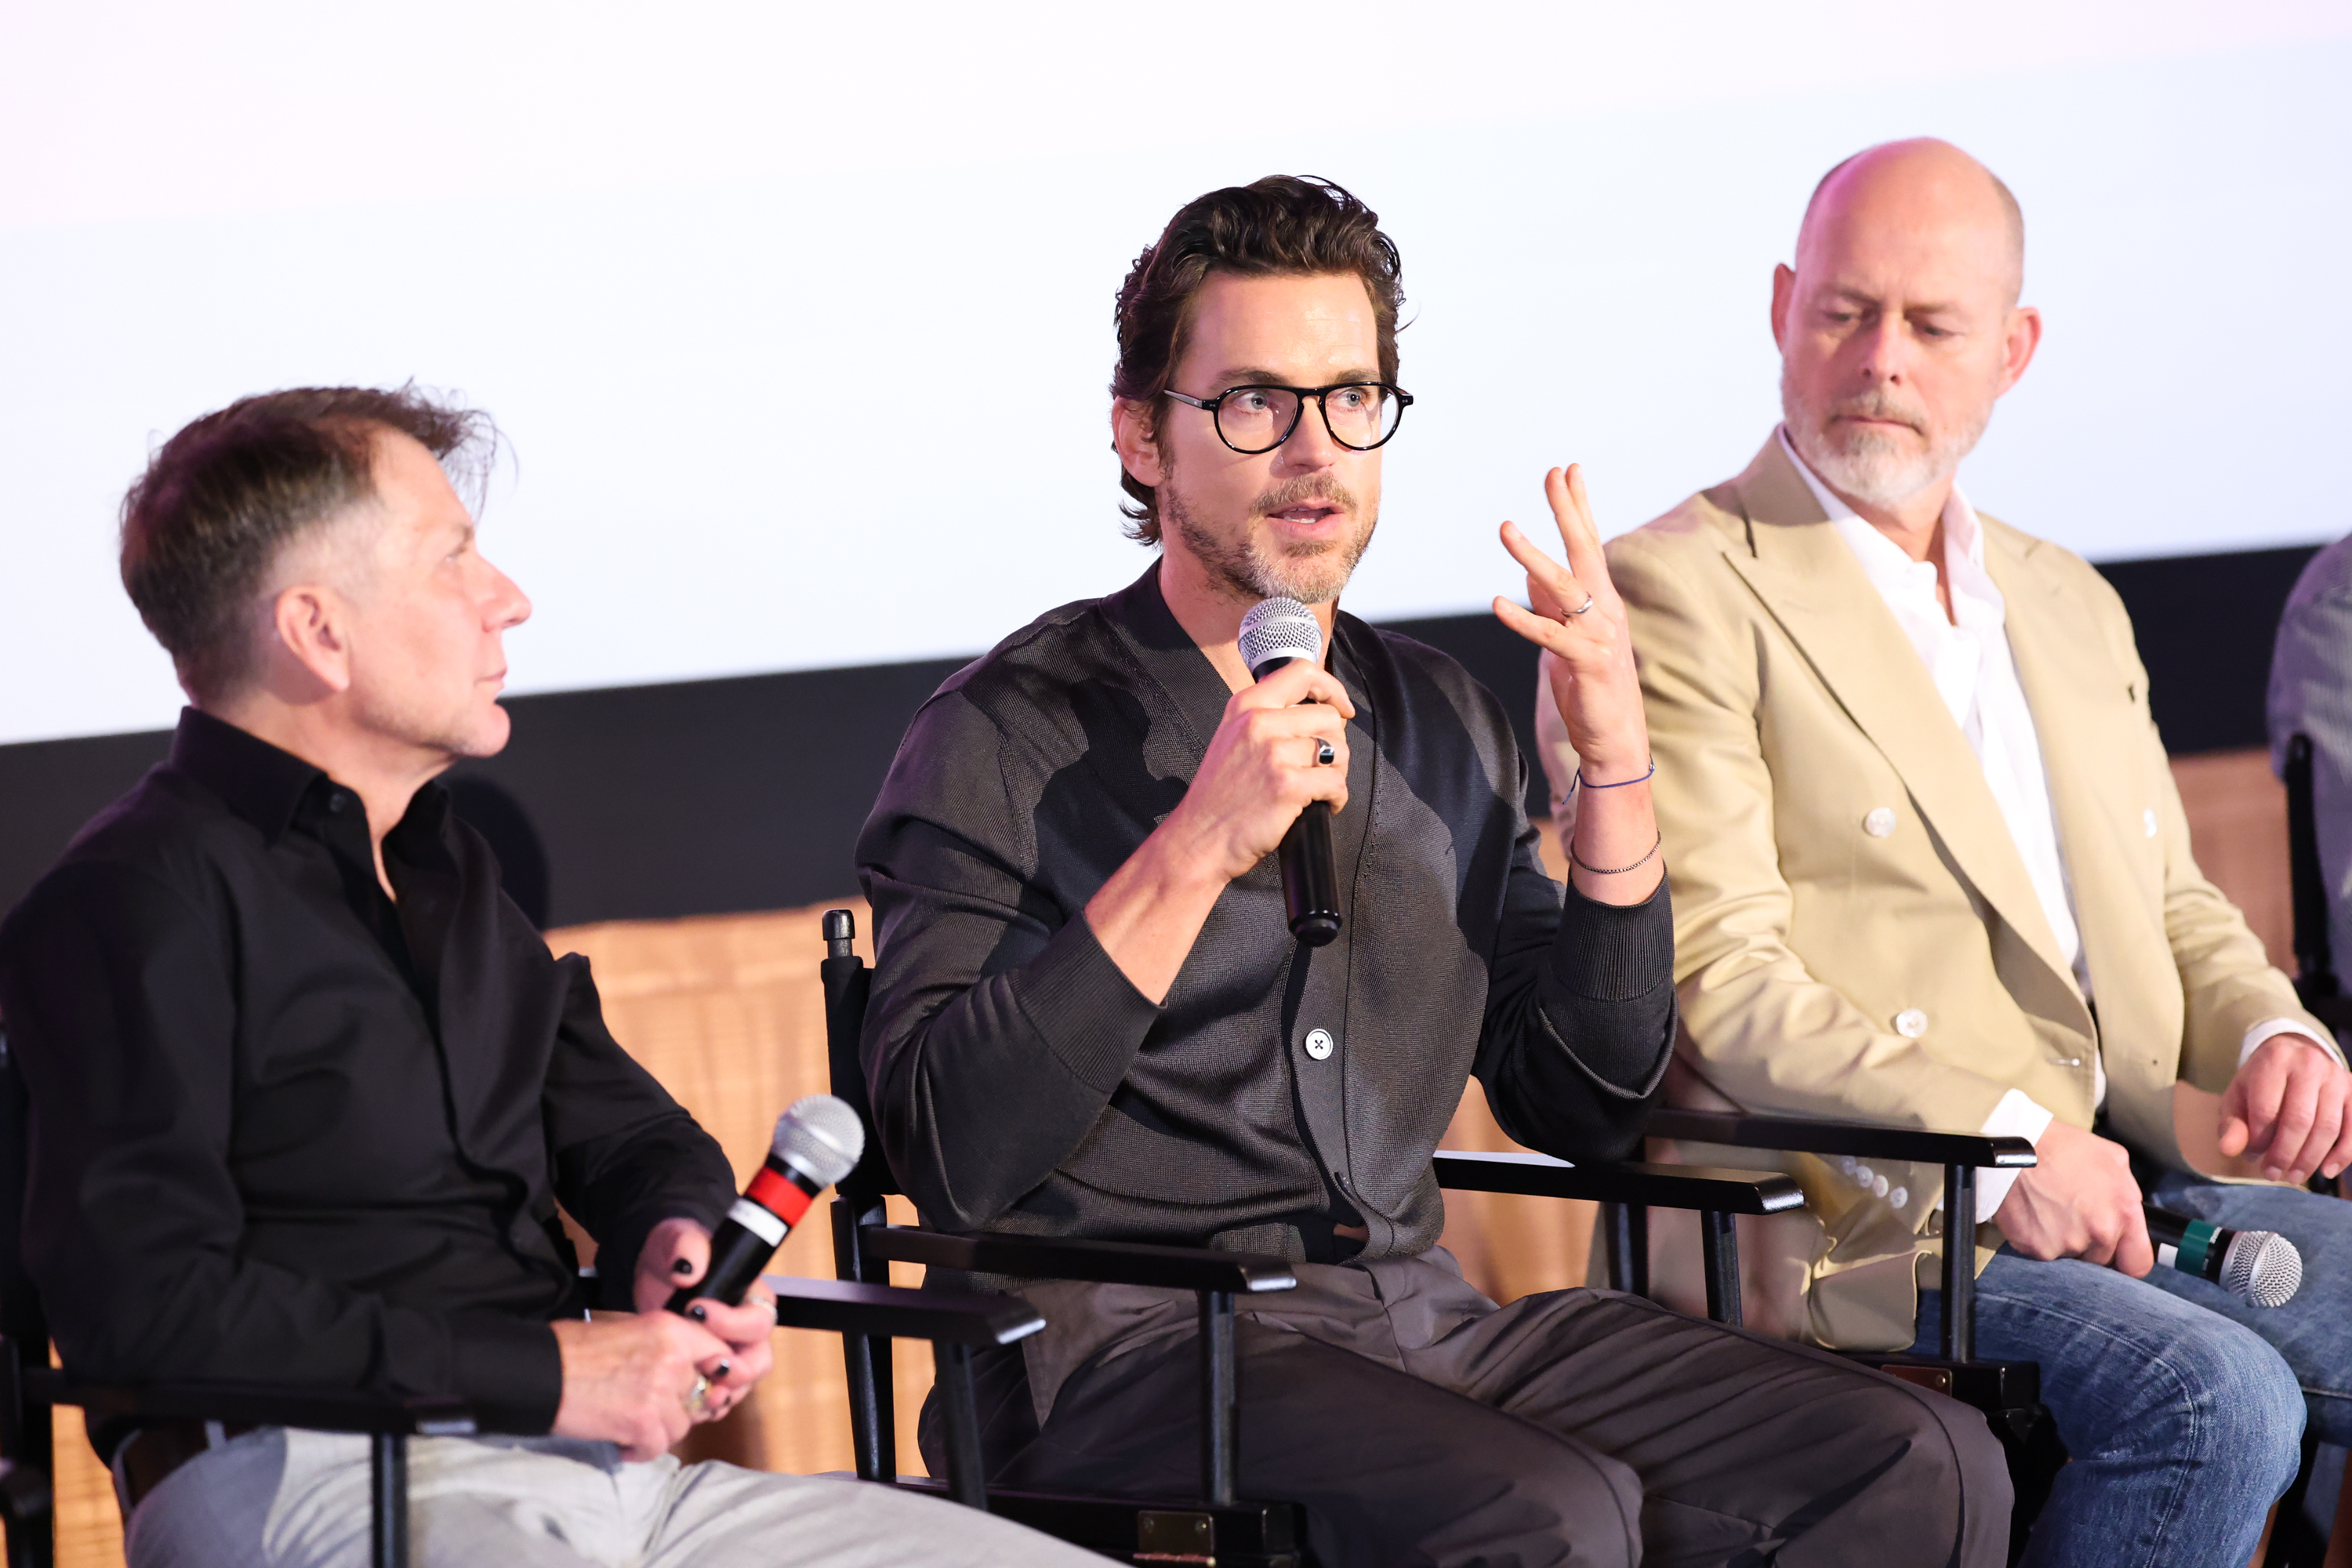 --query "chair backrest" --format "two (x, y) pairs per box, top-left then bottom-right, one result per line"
(819, 911), (897, 1209)
(2285, 733), (2342, 1005)
(0, 1036), (45, 1357)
